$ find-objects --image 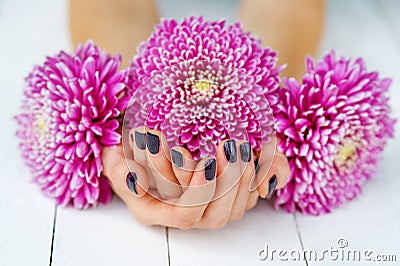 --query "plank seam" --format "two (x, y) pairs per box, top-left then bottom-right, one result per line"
(165, 227), (171, 266)
(48, 204), (58, 266)
(293, 213), (309, 266)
